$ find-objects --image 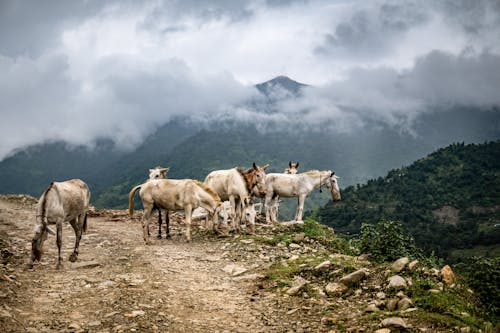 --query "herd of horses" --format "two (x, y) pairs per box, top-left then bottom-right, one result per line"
(28, 162), (341, 269)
